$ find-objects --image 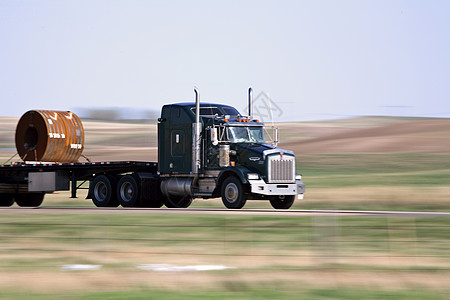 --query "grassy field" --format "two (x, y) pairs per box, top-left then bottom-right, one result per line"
(0, 211), (449, 299)
(1, 115), (450, 298)
(297, 153), (450, 211)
